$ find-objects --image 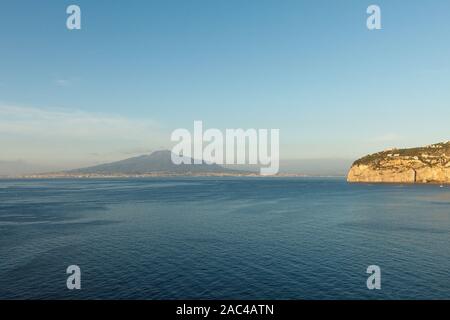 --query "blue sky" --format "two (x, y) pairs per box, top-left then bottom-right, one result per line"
(0, 0), (449, 168)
